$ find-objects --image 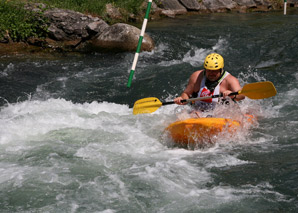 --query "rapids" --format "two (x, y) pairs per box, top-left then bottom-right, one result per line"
(1, 11), (298, 212)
